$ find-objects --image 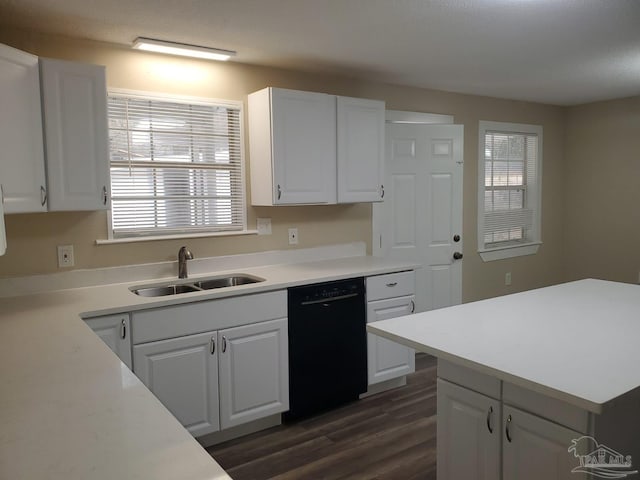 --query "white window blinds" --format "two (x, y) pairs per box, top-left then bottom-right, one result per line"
(107, 92), (245, 238)
(478, 121), (542, 260)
